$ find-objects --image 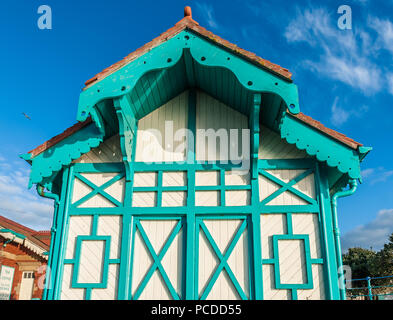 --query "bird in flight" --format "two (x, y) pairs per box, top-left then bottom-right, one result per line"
(22, 113), (31, 120)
